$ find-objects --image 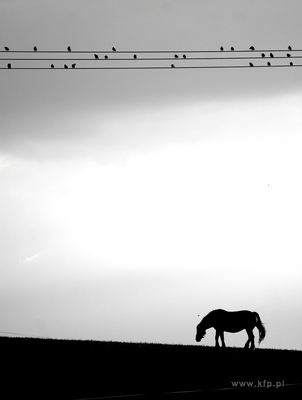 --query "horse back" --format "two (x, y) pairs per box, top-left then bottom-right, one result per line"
(212, 309), (256, 332)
